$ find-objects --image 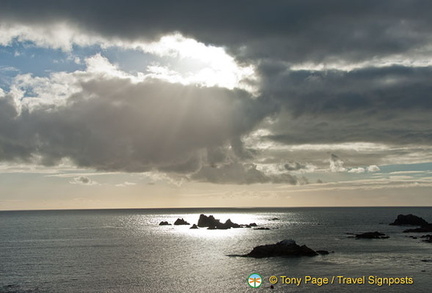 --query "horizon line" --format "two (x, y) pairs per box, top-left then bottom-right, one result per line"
(2, 205), (432, 212)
